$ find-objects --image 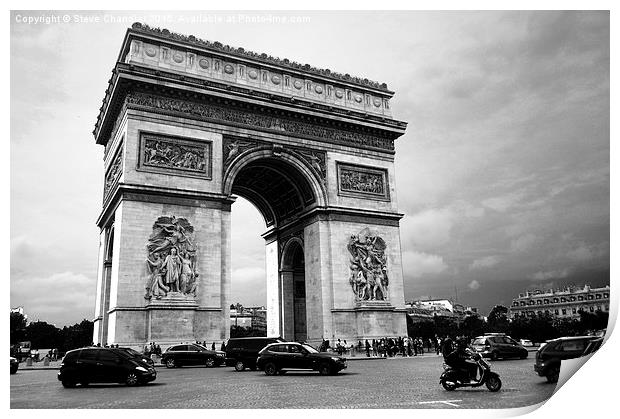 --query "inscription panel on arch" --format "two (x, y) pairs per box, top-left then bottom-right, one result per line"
(137, 132), (212, 179)
(337, 162), (390, 201)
